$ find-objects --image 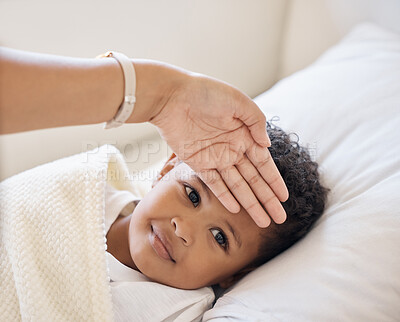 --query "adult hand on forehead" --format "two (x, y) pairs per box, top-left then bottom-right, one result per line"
(151, 73), (289, 228)
(0, 46), (287, 227)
